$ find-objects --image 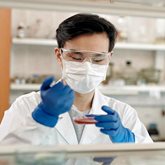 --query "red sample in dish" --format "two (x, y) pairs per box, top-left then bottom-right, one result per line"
(74, 116), (97, 124)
